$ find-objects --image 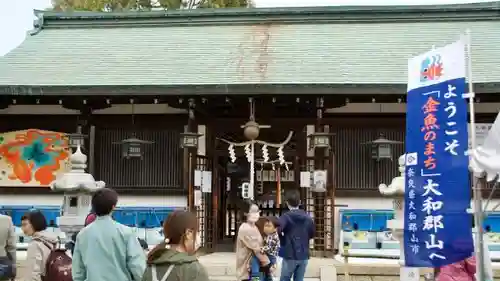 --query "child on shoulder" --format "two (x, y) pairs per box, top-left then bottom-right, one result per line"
(250, 216), (280, 281)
